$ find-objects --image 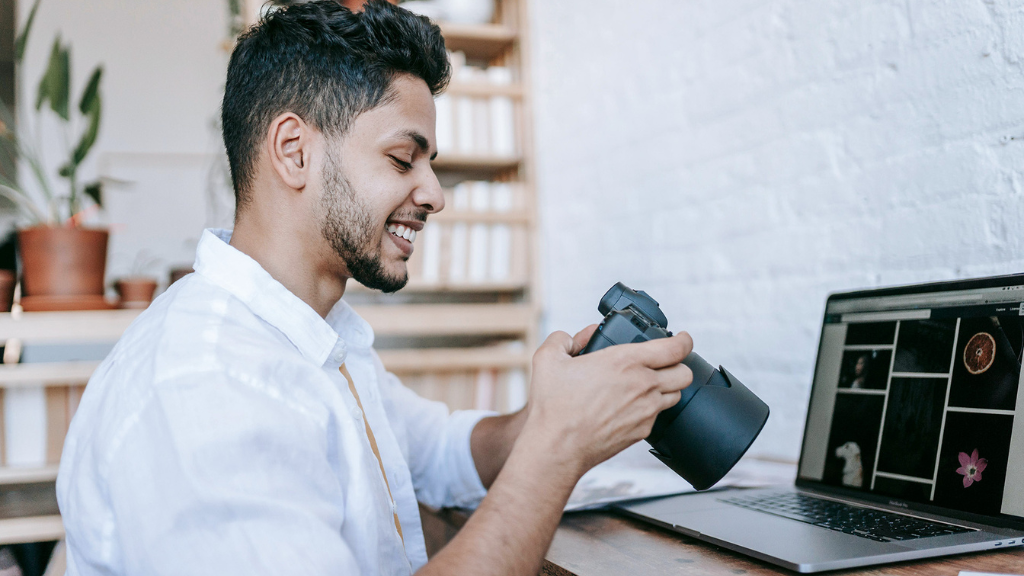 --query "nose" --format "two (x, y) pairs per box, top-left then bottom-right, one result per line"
(412, 164), (445, 214)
